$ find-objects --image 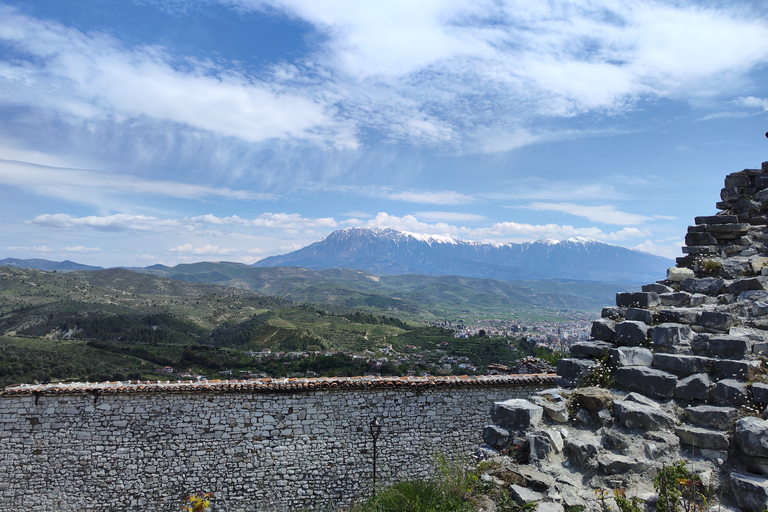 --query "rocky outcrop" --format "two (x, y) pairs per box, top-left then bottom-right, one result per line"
(477, 161), (768, 512)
